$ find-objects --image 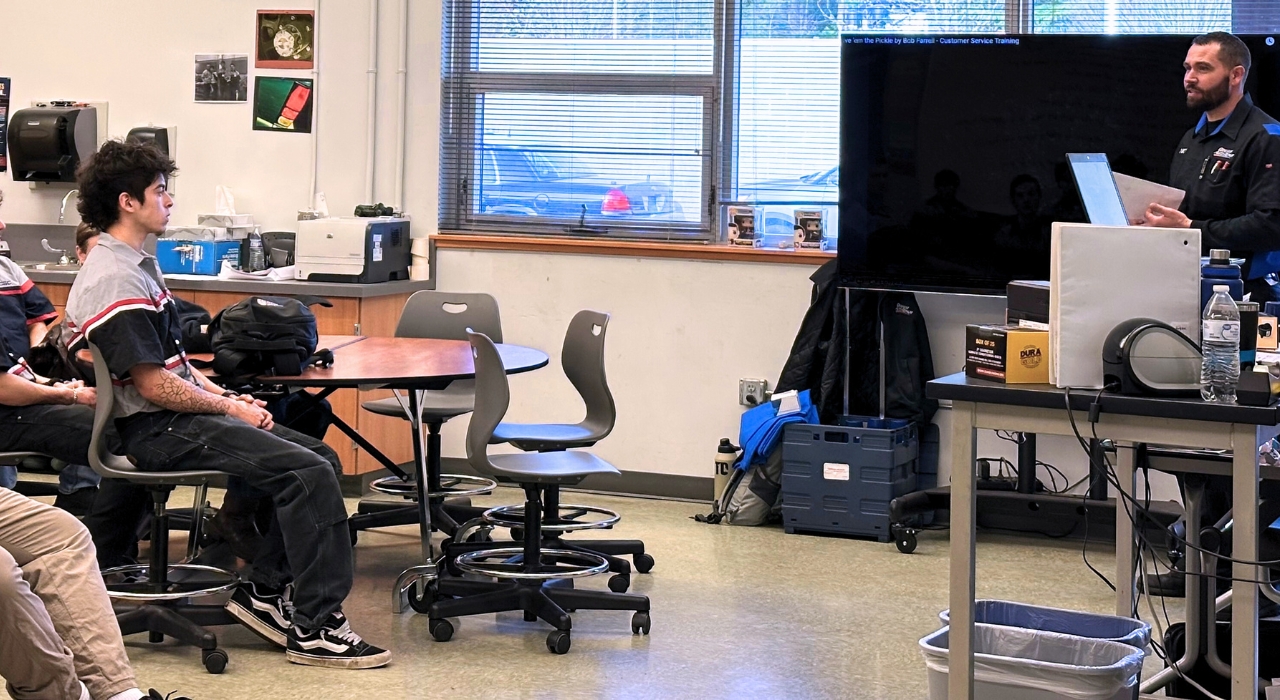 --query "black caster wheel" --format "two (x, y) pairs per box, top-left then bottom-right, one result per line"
(895, 531), (918, 554)
(634, 553), (655, 574)
(202, 648), (228, 674)
(440, 537), (454, 552)
(349, 526), (359, 546)
(407, 580), (438, 615)
(429, 618), (454, 642)
(546, 630), (571, 654)
(510, 527), (525, 542)
(631, 611), (651, 635)
(608, 573), (630, 593)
